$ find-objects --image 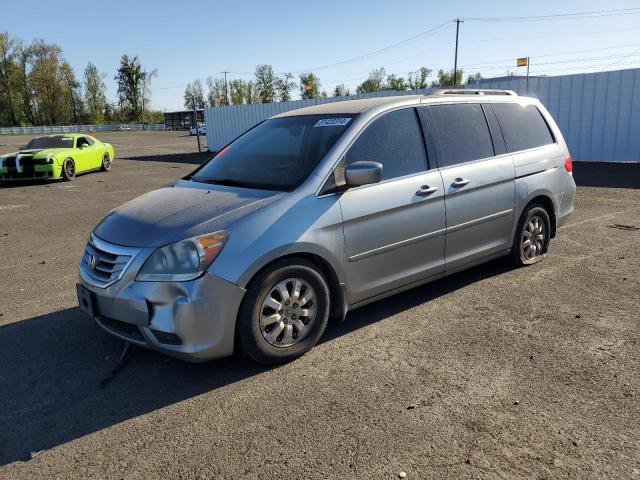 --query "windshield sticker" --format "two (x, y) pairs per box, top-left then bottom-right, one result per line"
(313, 118), (351, 128)
(62, 137), (73, 141)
